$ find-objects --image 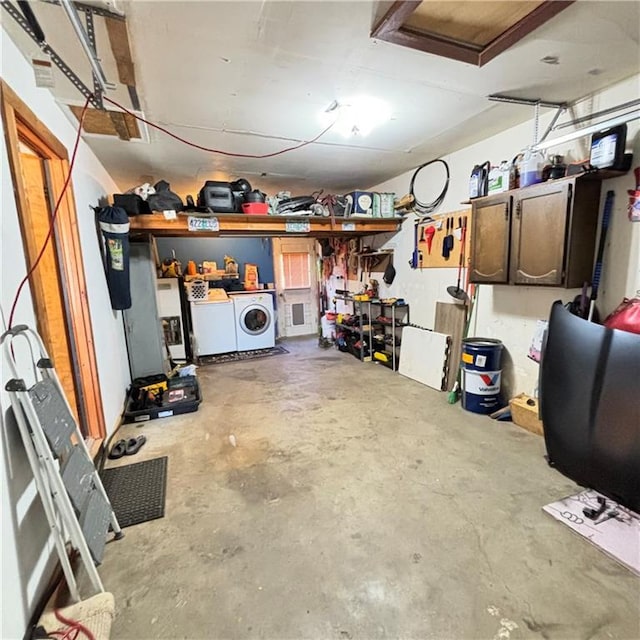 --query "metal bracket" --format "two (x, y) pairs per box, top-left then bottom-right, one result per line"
(41, 0), (125, 21)
(5, 378), (27, 392)
(488, 94), (568, 149)
(83, 7), (103, 109)
(487, 94), (567, 110)
(1, 0), (103, 108)
(537, 105), (566, 146)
